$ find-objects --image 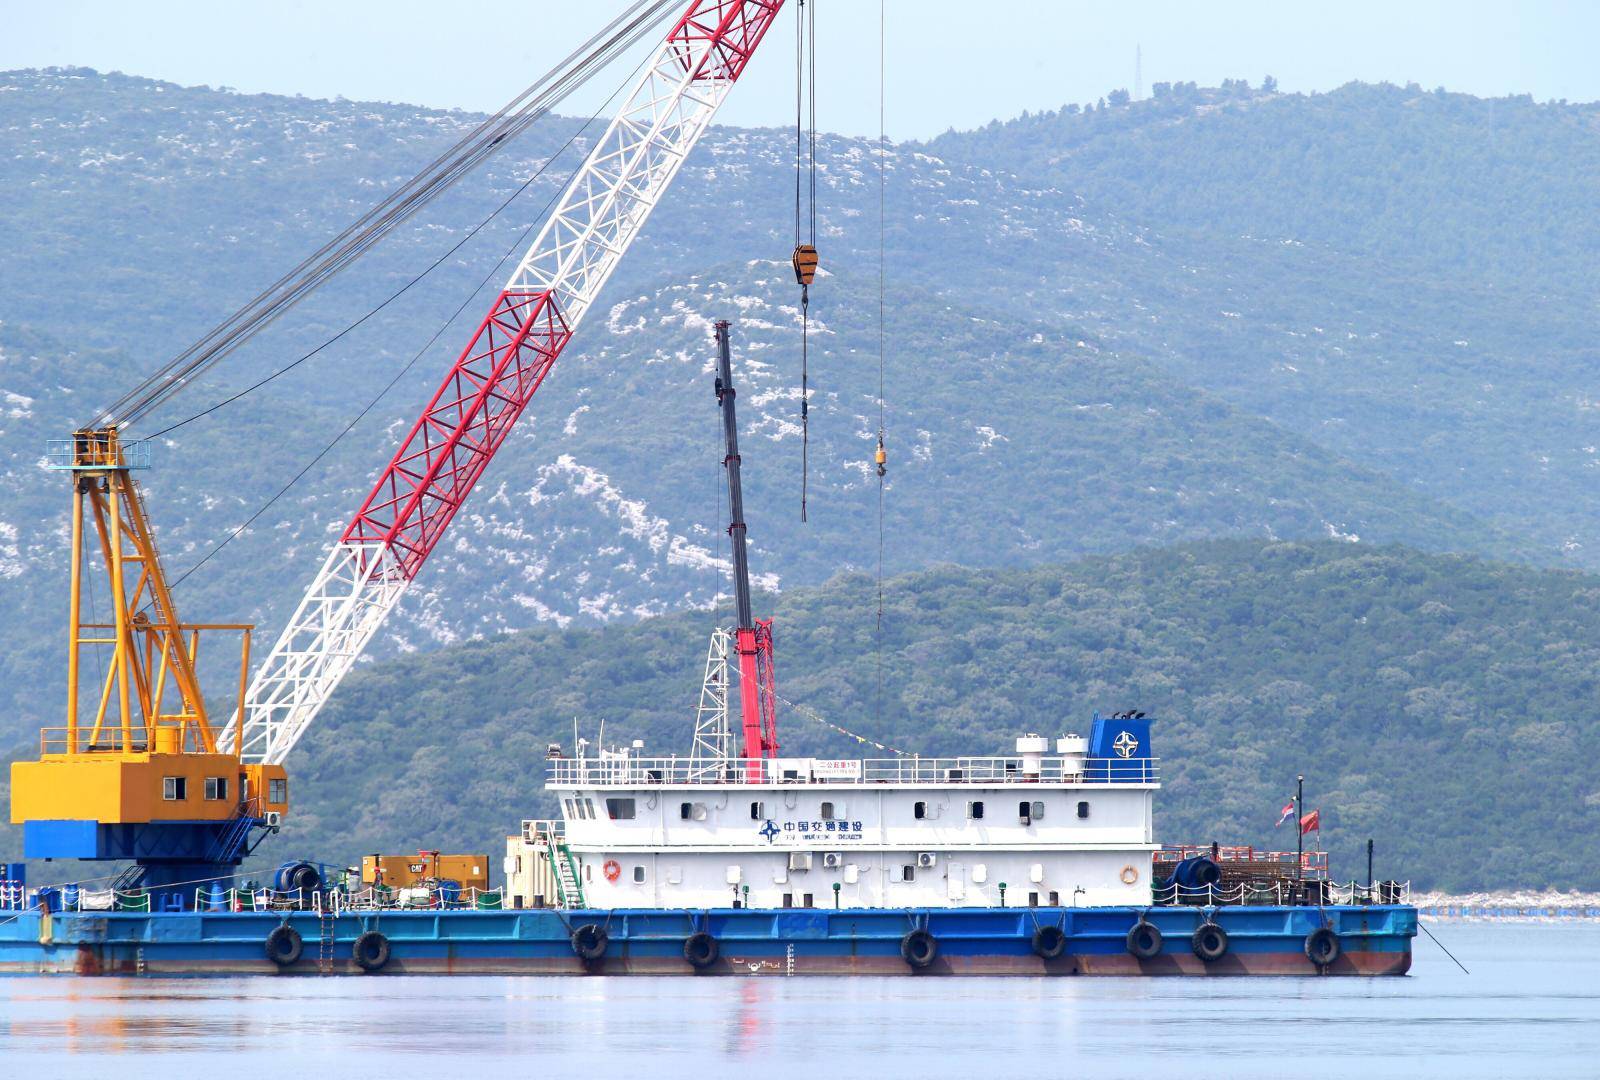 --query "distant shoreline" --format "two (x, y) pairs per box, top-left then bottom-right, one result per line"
(1413, 890), (1600, 920)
